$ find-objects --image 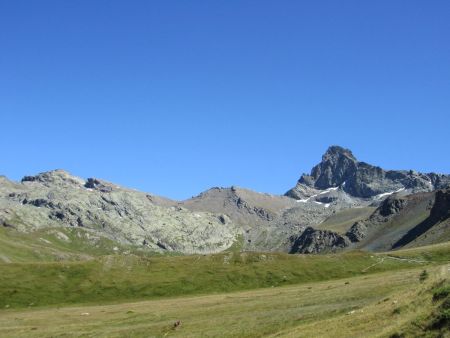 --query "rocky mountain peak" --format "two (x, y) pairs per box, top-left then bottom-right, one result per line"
(287, 146), (450, 199)
(321, 146), (356, 163)
(299, 146), (358, 190)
